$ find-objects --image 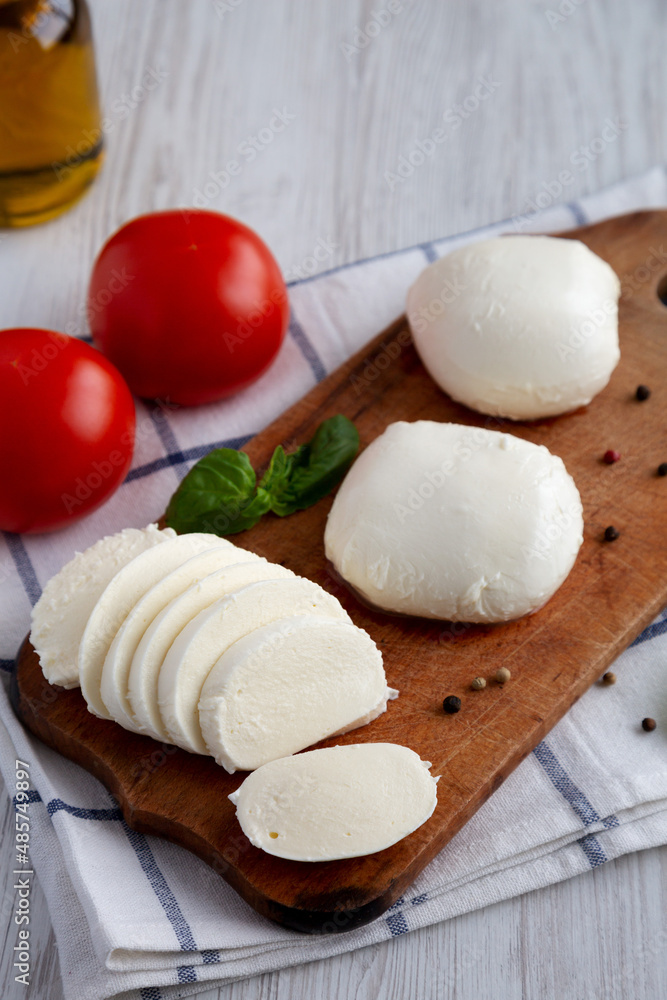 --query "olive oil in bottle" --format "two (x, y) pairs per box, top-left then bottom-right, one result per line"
(0, 0), (103, 226)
